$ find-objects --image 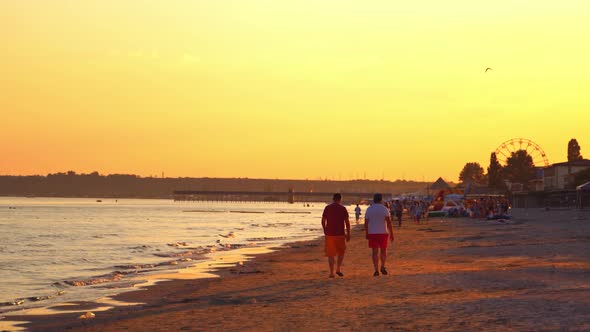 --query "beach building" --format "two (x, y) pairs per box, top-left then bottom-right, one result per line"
(577, 182), (590, 209)
(464, 183), (504, 198)
(543, 159), (590, 190)
(513, 159), (590, 208)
